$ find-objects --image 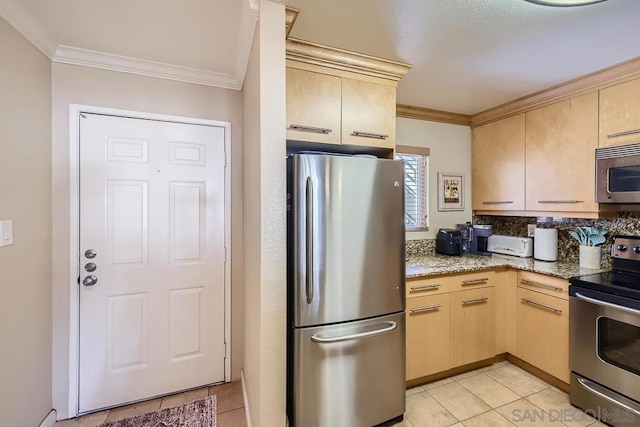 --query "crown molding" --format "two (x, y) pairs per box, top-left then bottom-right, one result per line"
(234, 0), (260, 90)
(286, 37), (411, 82)
(397, 104), (471, 126)
(285, 6), (299, 38)
(0, 0), (57, 58)
(53, 45), (242, 89)
(471, 55), (640, 127)
(1, 0), (251, 91)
